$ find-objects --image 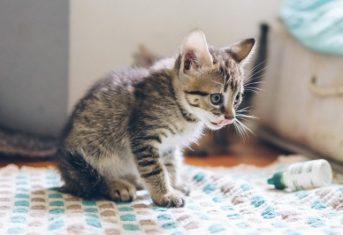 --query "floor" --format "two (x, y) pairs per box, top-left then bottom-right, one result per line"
(0, 139), (285, 168)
